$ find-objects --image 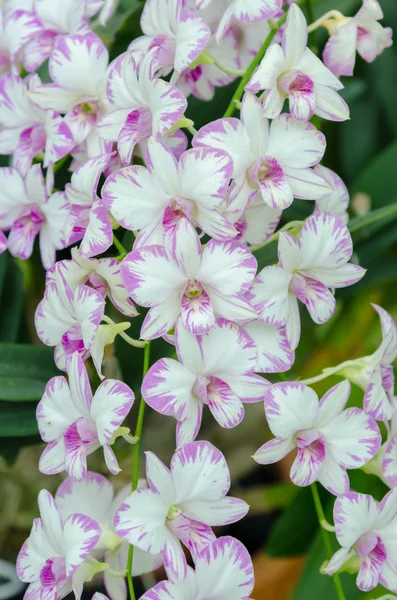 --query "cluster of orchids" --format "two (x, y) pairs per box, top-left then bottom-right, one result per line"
(0, 0), (394, 598)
